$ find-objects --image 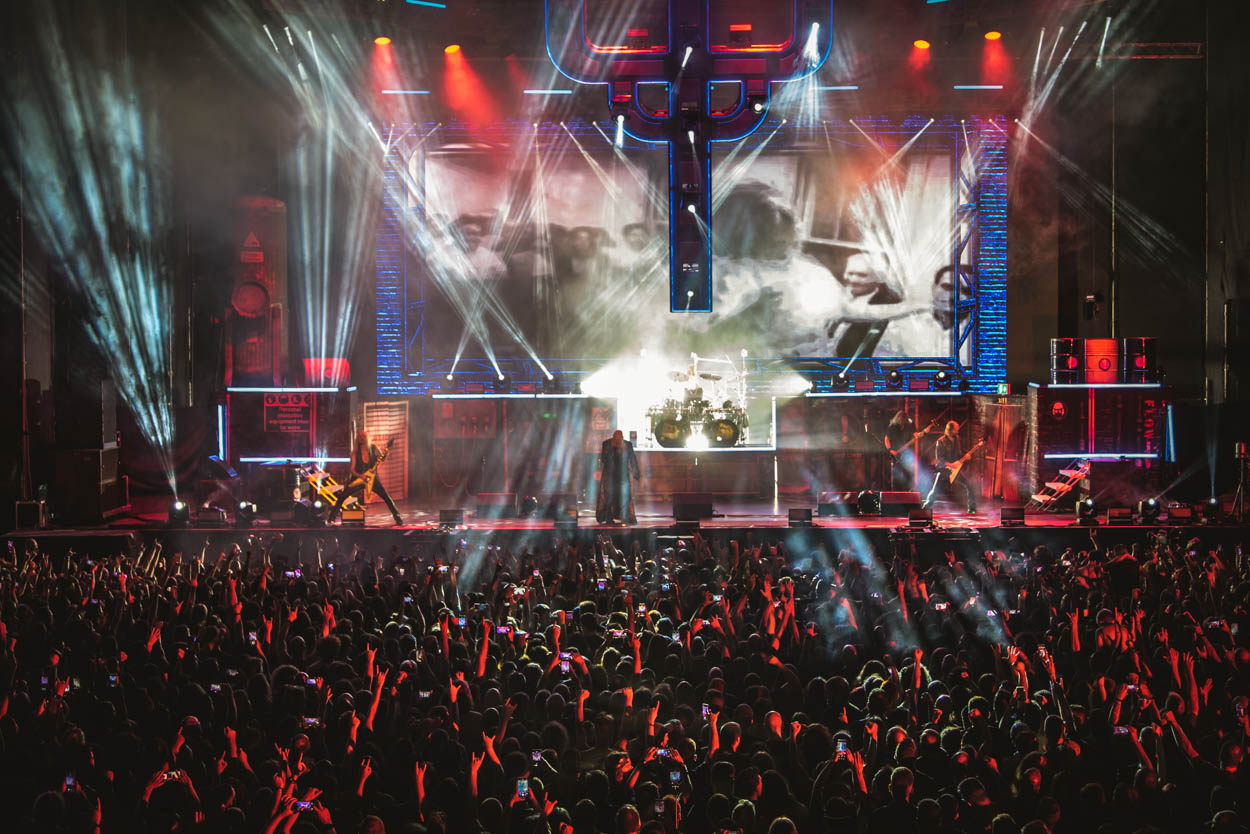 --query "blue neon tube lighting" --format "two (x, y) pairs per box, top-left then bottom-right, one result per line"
(381, 90), (431, 95)
(405, 1), (447, 7)
(1042, 453), (1159, 460)
(1045, 383), (1162, 389)
(818, 85), (860, 90)
(226, 387), (343, 393)
(217, 405), (226, 460)
(524, 89), (574, 95)
(238, 457), (352, 464)
(953, 85), (1005, 90)
(806, 391), (965, 398)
